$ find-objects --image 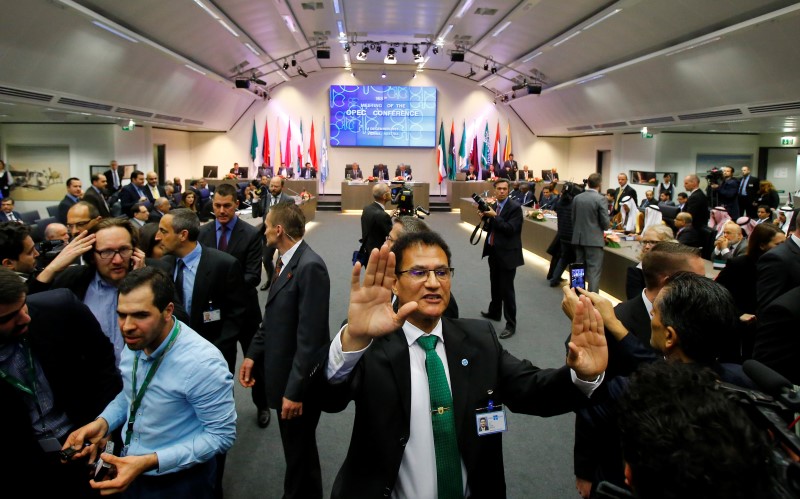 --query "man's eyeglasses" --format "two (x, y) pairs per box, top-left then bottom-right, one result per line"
(66, 220), (91, 231)
(95, 247), (133, 260)
(640, 240), (660, 247)
(397, 267), (454, 281)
